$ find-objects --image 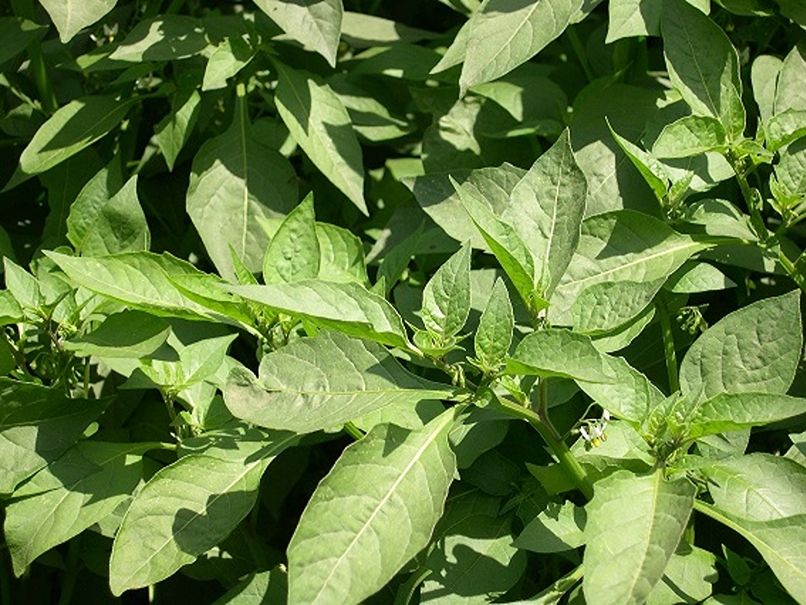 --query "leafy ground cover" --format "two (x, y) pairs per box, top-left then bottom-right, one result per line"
(2, 0), (806, 603)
